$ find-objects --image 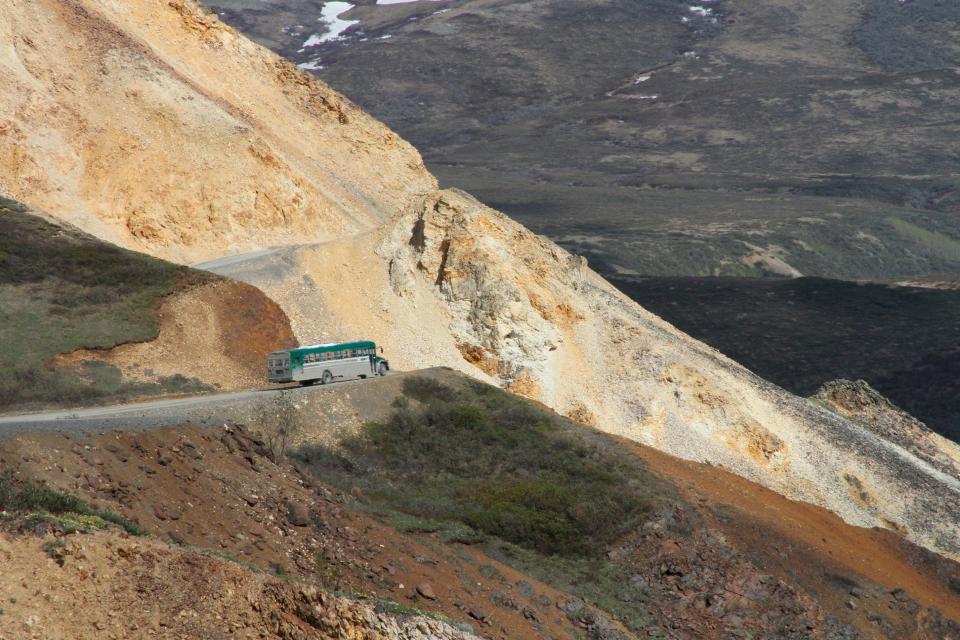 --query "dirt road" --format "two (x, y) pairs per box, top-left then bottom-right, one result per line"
(0, 372), (402, 437)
